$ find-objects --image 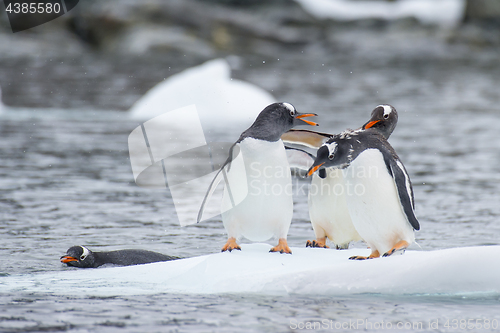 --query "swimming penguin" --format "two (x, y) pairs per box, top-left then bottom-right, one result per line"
(197, 102), (318, 254)
(283, 105), (399, 250)
(307, 108), (419, 259)
(60, 245), (179, 268)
